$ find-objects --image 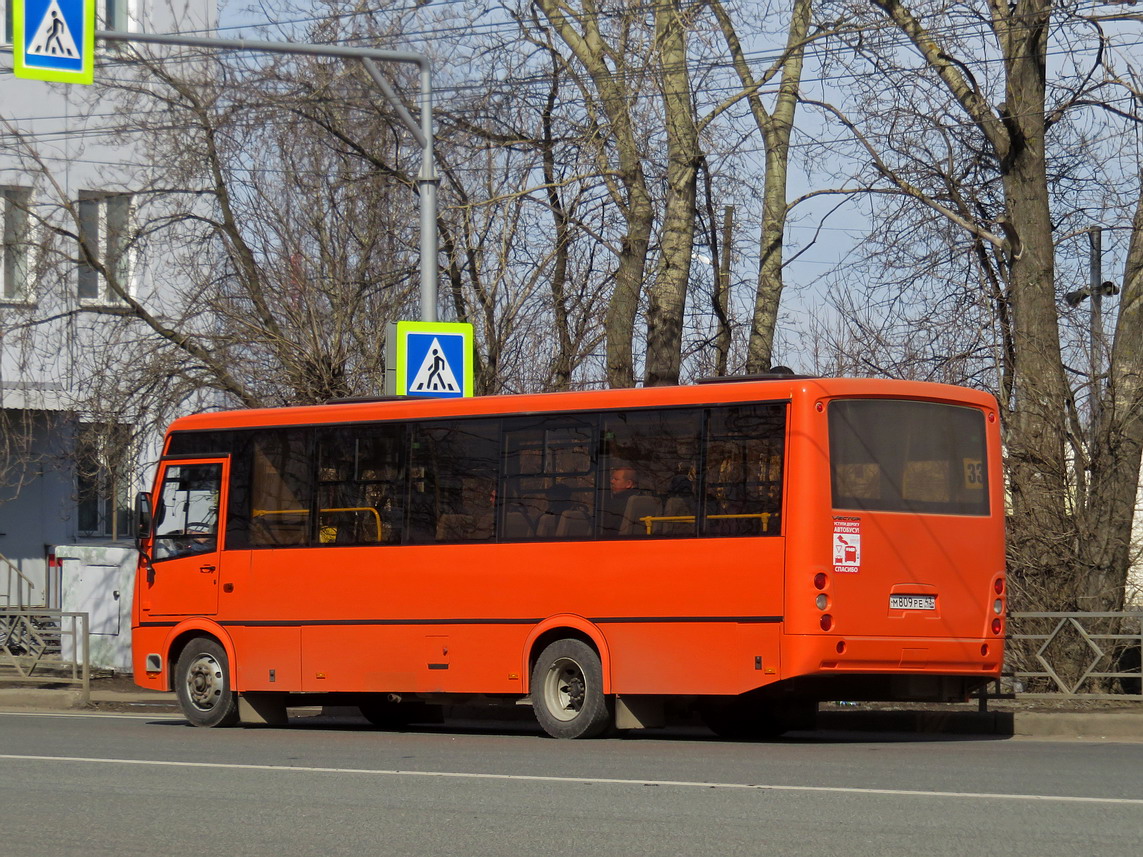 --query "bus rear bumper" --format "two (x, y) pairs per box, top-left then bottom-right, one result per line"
(781, 634), (1002, 701)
